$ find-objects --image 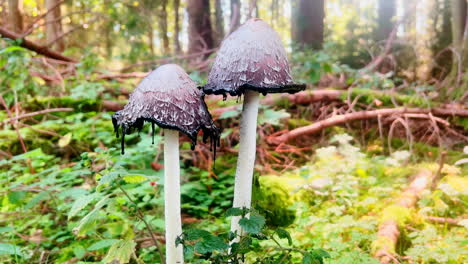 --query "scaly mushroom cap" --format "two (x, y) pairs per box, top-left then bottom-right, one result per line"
(112, 64), (220, 154)
(203, 18), (305, 97)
